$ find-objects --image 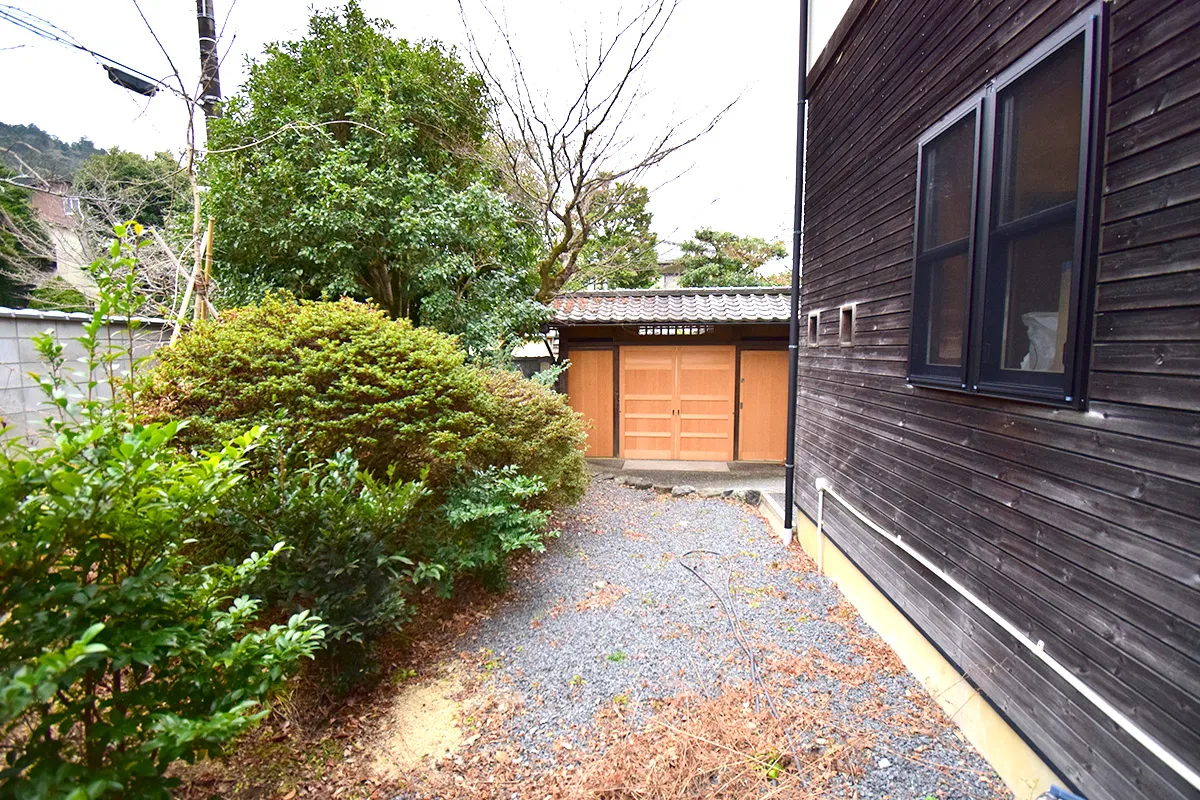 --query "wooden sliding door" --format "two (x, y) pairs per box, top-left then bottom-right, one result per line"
(677, 347), (736, 461)
(619, 347), (676, 459)
(619, 345), (736, 461)
(566, 349), (614, 457)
